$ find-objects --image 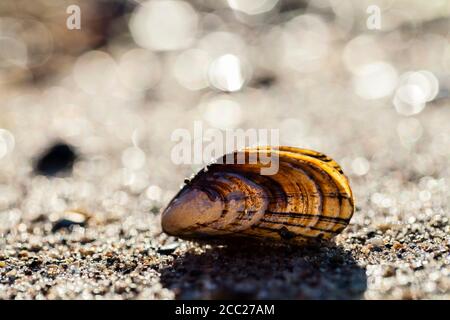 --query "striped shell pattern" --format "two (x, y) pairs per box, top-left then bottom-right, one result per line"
(161, 146), (354, 245)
